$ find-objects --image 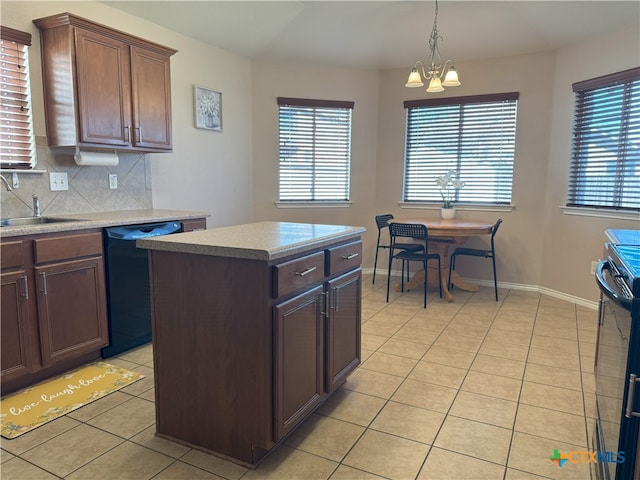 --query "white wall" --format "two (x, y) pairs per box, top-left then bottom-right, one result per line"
(541, 26), (640, 301)
(1, 1), (254, 228)
(251, 60), (380, 237)
(376, 52), (556, 290)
